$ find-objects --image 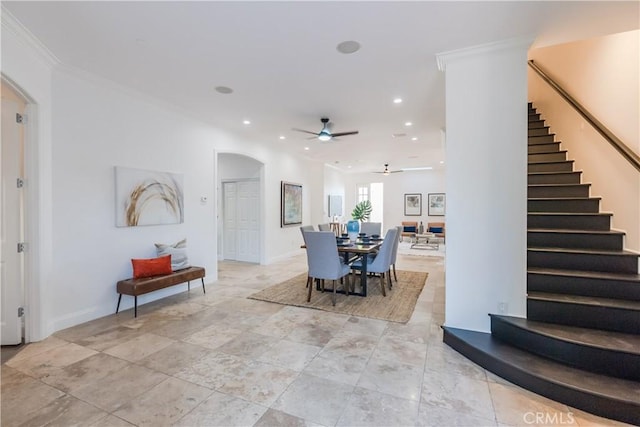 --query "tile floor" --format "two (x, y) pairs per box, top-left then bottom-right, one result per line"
(1, 252), (627, 426)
